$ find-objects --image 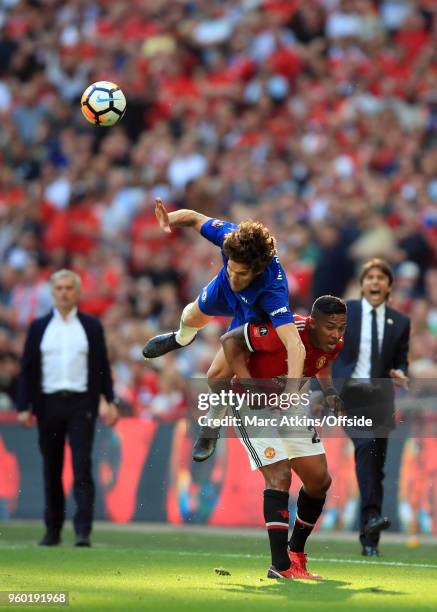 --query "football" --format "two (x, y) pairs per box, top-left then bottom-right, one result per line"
(80, 81), (126, 126)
